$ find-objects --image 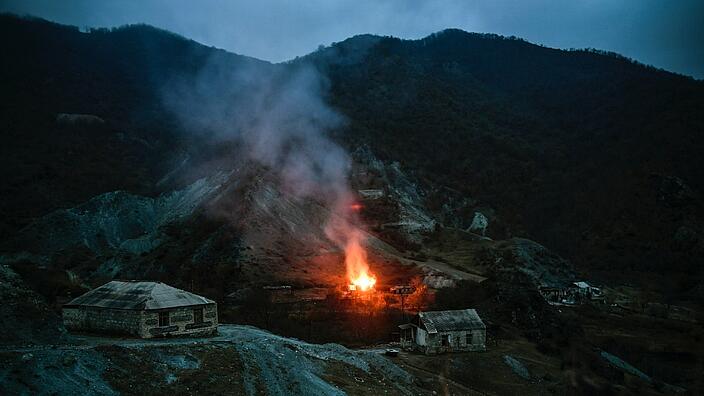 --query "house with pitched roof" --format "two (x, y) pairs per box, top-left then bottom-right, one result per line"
(399, 309), (486, 353)
(63, 280), (217, 338)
